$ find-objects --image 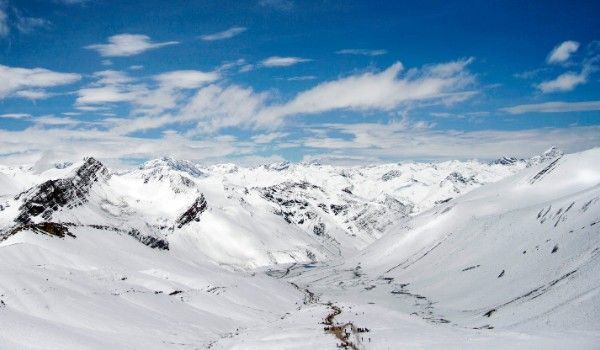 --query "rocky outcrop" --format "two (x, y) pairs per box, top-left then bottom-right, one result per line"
(176, 195), (207, 228)
(15, 157), (109, 224)
(127, 228), (169, 250)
